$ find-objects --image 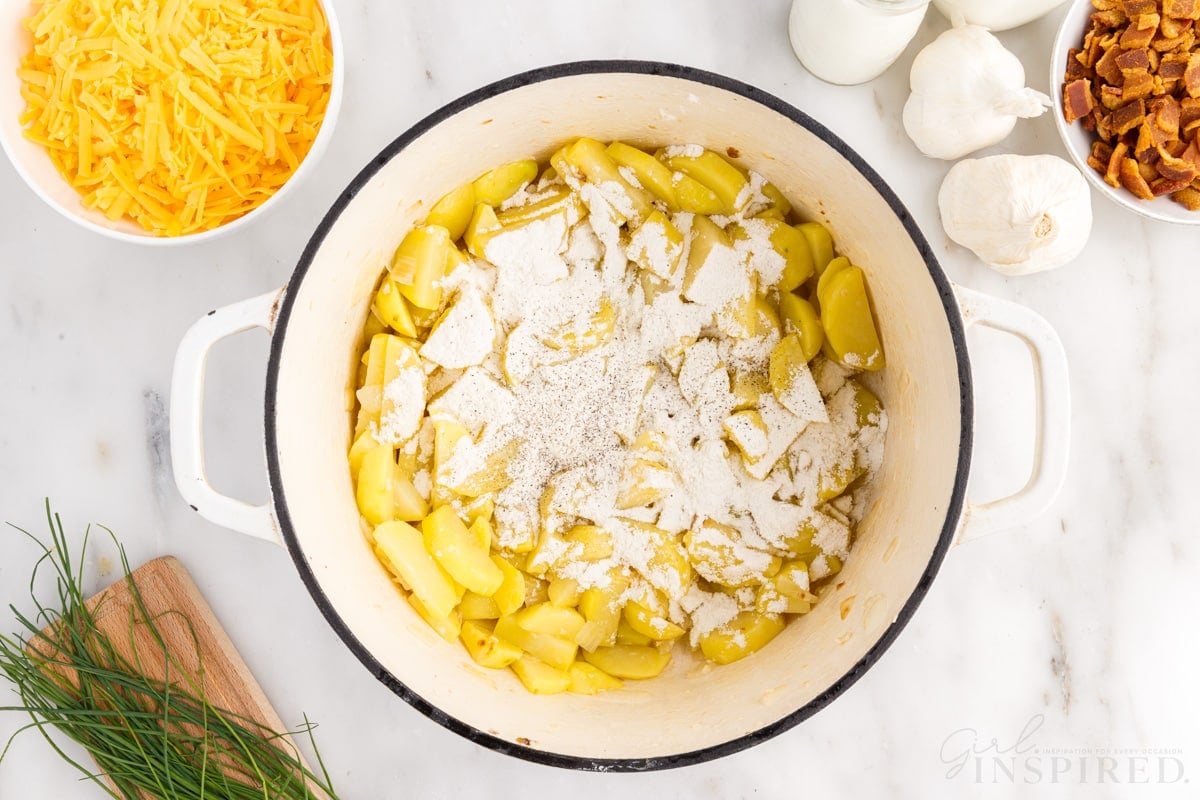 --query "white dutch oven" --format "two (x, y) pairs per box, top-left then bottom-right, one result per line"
(170, 62), (1070, 770)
